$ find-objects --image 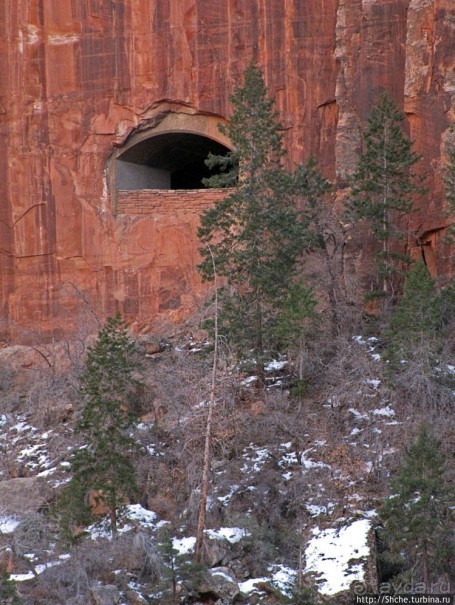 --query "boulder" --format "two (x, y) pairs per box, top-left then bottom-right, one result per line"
(90, 584), (121, 605)
(197, 567), (240, 602)
(66, 597), (87, 605)
(125, 589), (148, 605)
(138, 335), (163, 355)
(201, 537), (230, 568)
(0, 477), (53, 516)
